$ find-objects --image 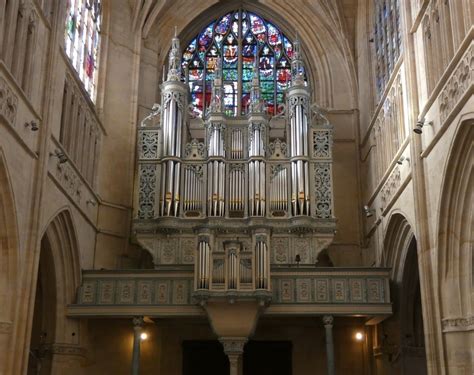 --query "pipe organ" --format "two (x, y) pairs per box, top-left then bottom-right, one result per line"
(135, 31), (336, 301)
